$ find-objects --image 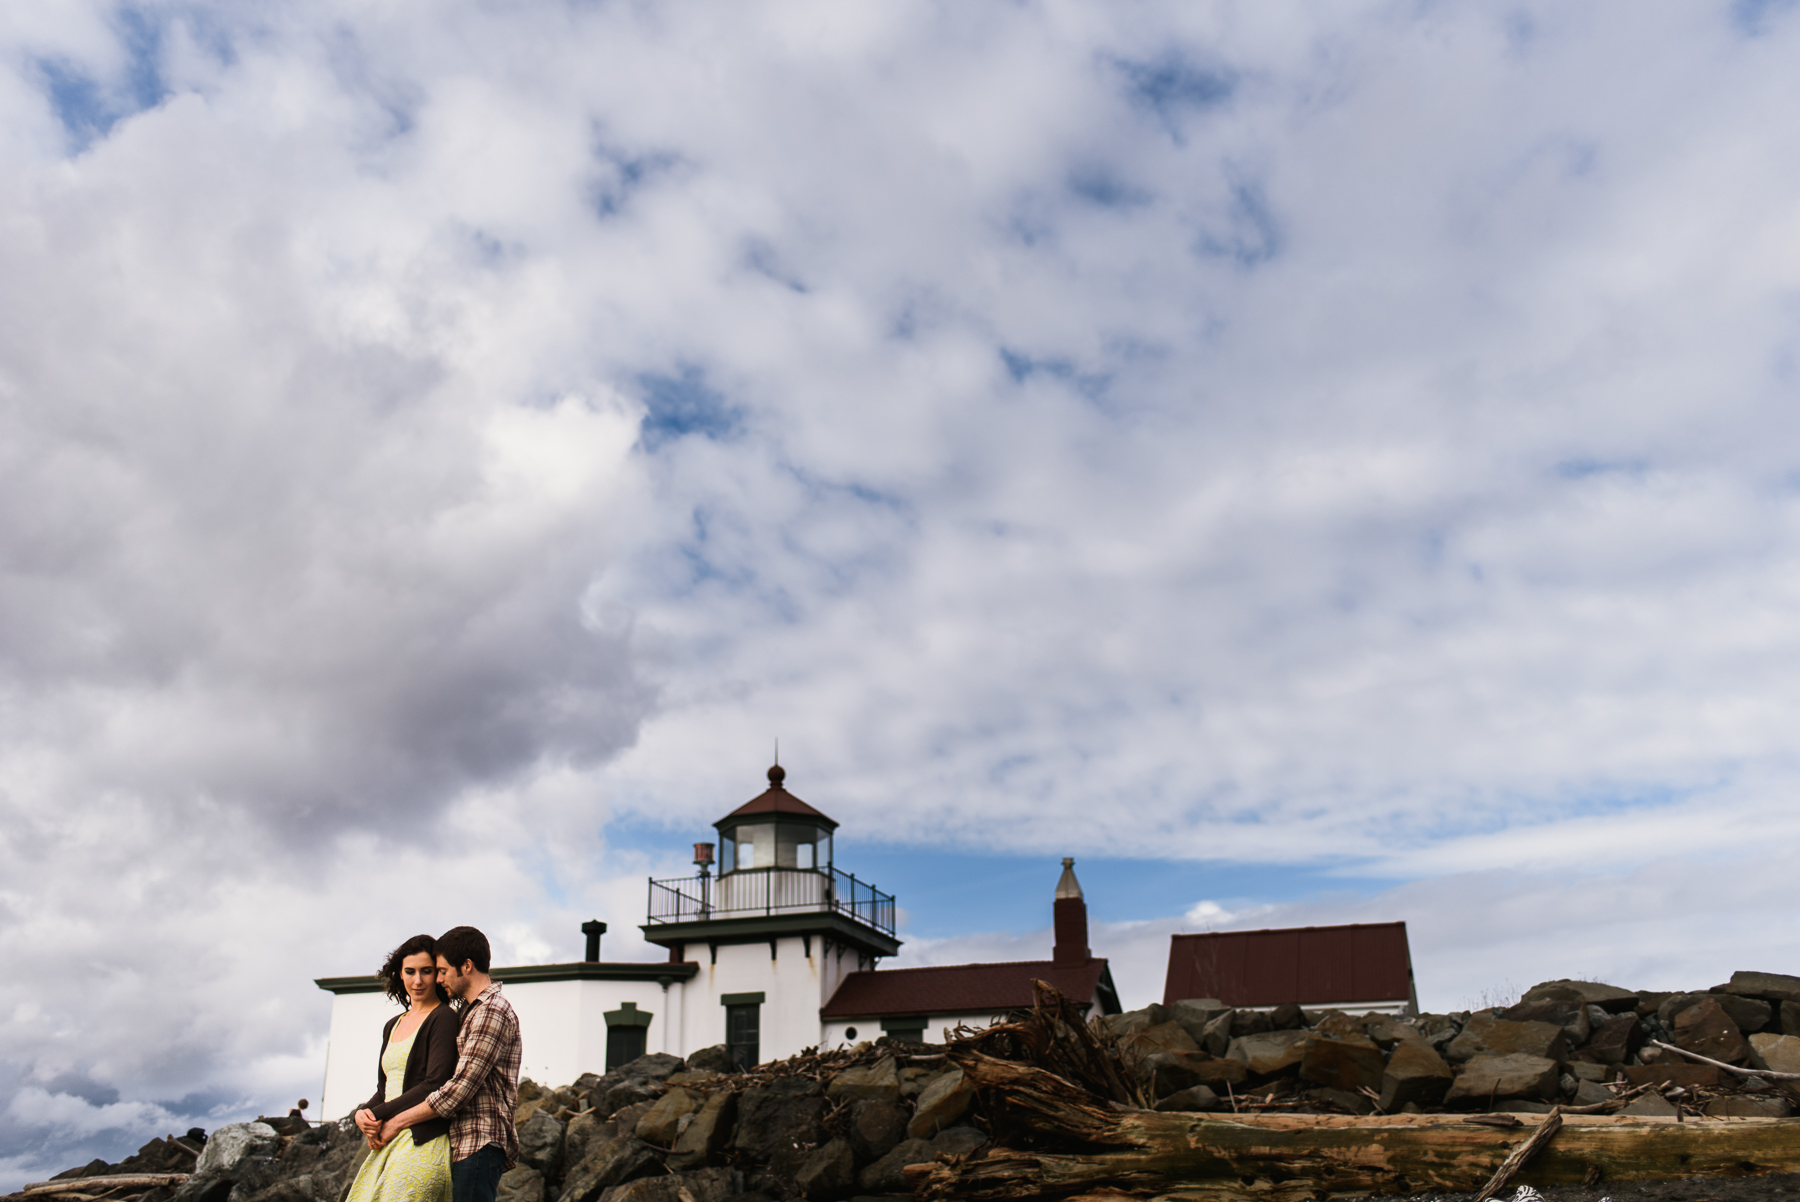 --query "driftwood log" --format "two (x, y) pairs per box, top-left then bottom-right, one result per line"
(20, 1177), (190, 1197)
(910, 984), (1800, 1201)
